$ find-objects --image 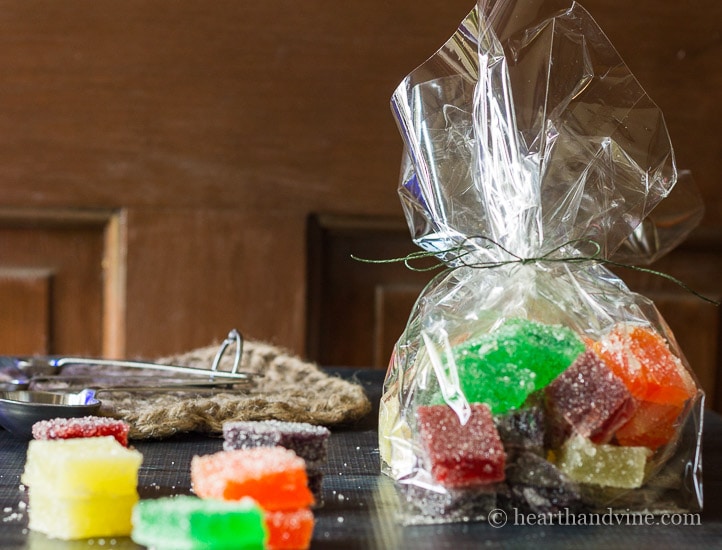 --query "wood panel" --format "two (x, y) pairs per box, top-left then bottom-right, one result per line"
(0, 268), (52, 355)
(0, 209), (115, 357)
